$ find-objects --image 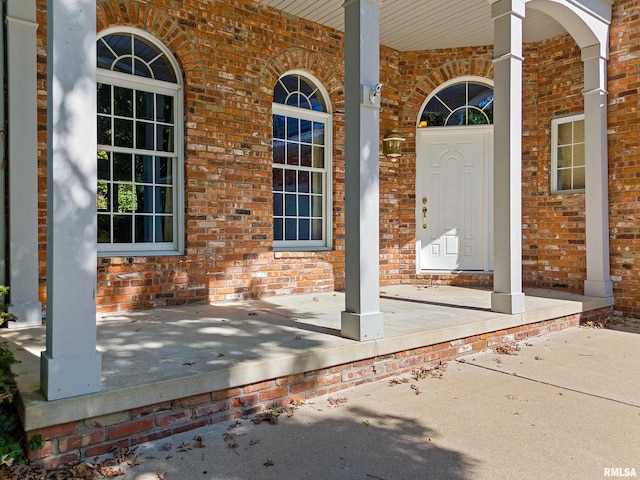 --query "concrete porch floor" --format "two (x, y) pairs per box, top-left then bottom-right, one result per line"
(0, 285), (613, 433)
